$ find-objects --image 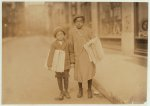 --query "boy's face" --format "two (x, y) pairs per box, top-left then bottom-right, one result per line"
(56, 31), (65, 41)
(75, 17), (84, 29)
